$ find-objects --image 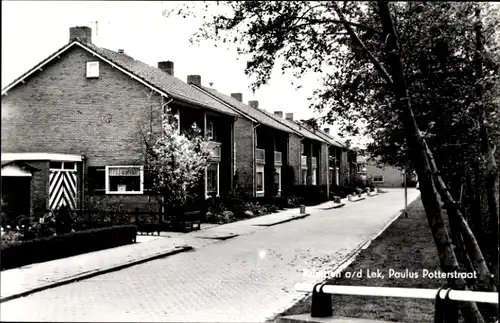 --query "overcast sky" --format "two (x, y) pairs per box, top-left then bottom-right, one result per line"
(2, 1), (370, 147)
